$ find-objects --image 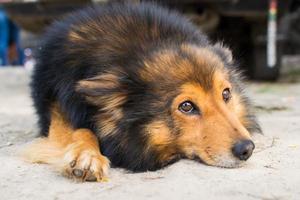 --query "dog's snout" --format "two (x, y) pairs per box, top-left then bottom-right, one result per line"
(232, 140), (255, 161)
